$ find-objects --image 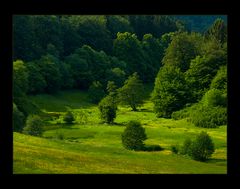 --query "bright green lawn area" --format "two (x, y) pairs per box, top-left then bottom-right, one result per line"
(14, 89), (227, 174)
